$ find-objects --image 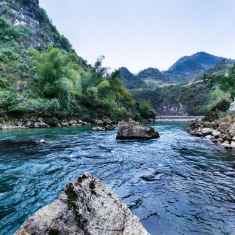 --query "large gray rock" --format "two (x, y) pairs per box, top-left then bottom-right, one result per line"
(116, 122), (159, 140)
(201, 128), (215, 136)
(15, 173), (149, 235)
